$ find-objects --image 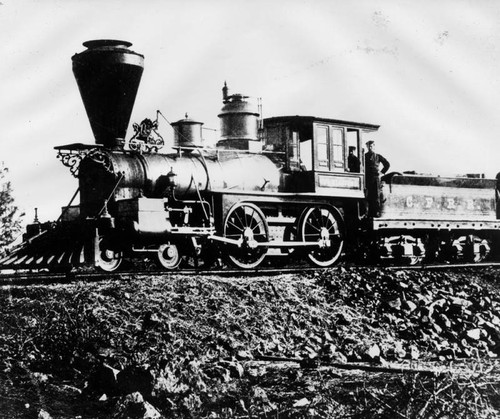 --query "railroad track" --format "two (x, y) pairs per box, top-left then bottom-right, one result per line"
(1, 261), (500, 286)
